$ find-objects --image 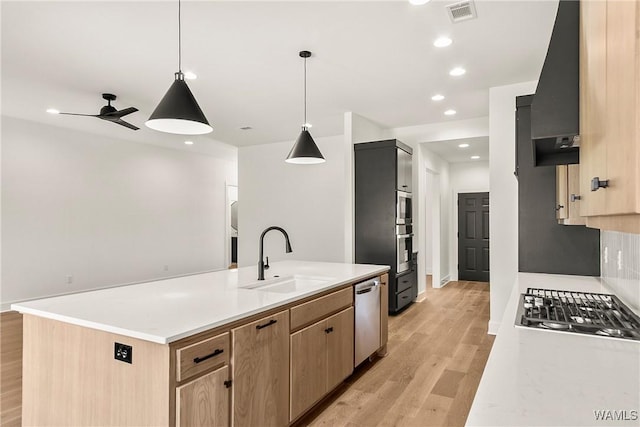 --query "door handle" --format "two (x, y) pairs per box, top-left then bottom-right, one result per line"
(570, 194), (581, 202)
